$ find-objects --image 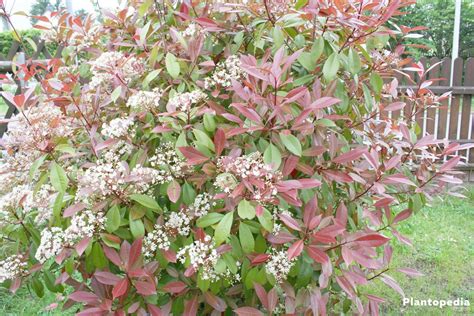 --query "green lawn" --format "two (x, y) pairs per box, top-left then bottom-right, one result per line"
(363, 186), (474, 315)
(0, 188), (472, 315)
